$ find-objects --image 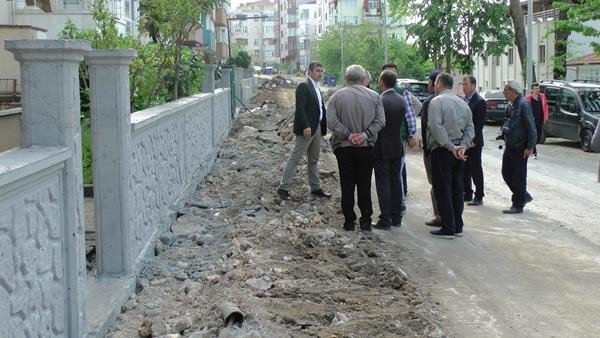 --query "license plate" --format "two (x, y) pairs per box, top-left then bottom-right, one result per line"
(497, 104), (507, 109)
